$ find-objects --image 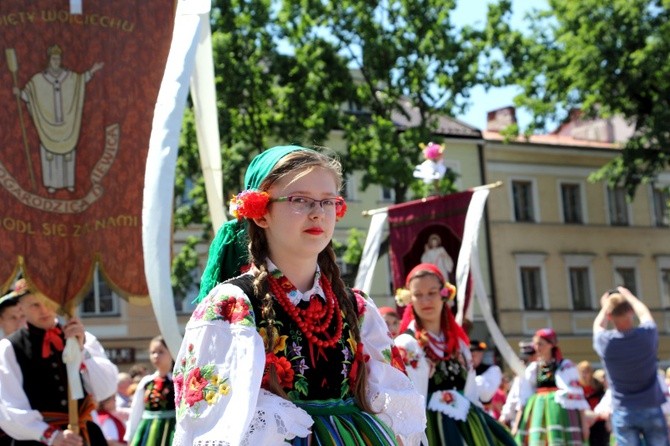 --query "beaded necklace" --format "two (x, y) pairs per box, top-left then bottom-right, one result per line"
(268, 273), (343, 348)
(419, 329), (453, 363)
